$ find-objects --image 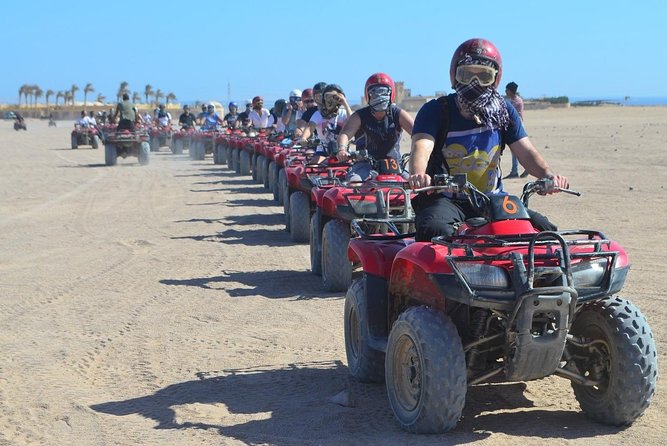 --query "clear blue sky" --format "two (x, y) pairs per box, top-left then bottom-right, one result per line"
(1, 0), (664, 105)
